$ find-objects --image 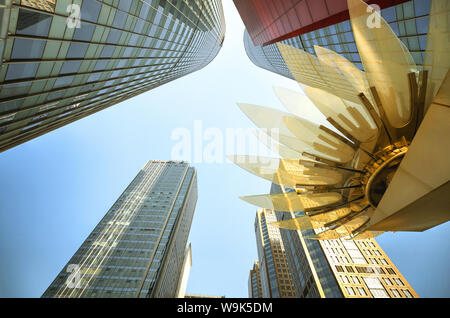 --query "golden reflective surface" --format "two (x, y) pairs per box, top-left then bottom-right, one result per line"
(273, 86), (320, 119)
(253, 129), (304, 159)
(277, 43), (360, 104)
(304, 87), (377, 143)
(228, 155), (343, 187)
(271, 207), (354, 231)
(348, 0), (417, 127)
(239, 192), (342, 212)
(283, 116), (355, 163)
